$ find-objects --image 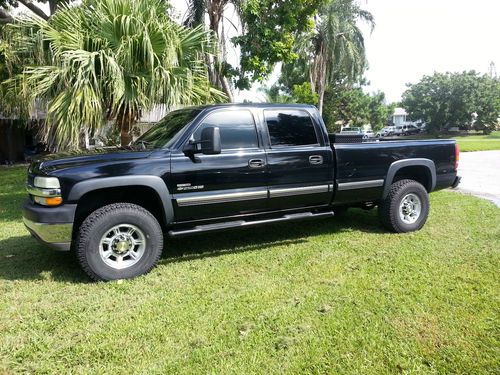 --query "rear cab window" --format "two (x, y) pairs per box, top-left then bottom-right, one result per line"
(264, 109), (319, 147)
